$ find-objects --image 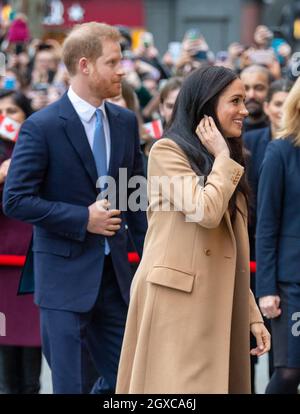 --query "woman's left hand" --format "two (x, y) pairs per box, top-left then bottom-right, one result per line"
(250, 322), (271, 357)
